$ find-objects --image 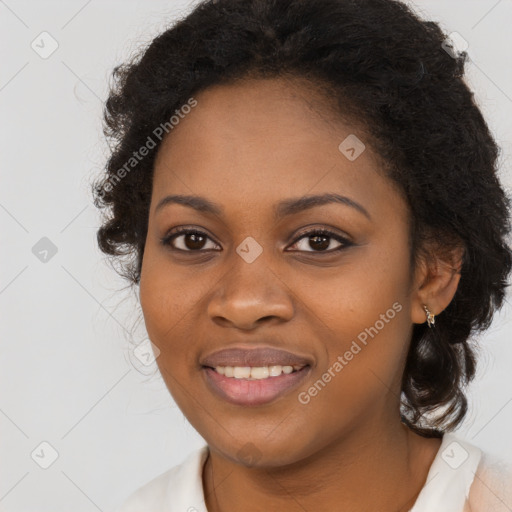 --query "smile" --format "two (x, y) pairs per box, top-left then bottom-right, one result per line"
(212, 364), (306, 379)
(202, 364), (311, 406)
